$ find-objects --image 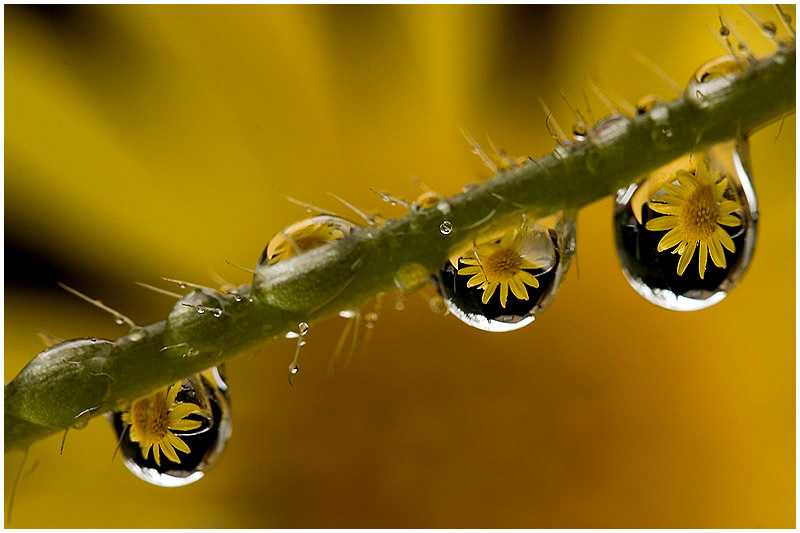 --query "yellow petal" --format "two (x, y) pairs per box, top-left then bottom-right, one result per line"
(708, 234), (727, 269)
(715, 226), (736, 253)
(698, 240), (708, 279)
(466, 273), (486, 288)
(657, 227), (684, 251)
(718, 200), (741, 217)
(648, 203), (682, 216)
(717, 214), (741, 227)
(646, 215), (679, 232)
(166, 382), (182, 406)
(152, 443), (161, 467)
(165, 431), (191, 455)
(457, 266), (482, 276)
(509, 277), (529, 301)
(170, 418), (202, 432)
(676, 170), (698, 192)
(677, 240), (697, 275)
(714, 177), (730, 198)
(482, 282), (498, 304)
(517, 270), (540, 289)
(499, 283), (509, 308)
(661, 182), (688, 199)
(169, 403), (203, 423)
(160, 439), (181, 464)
